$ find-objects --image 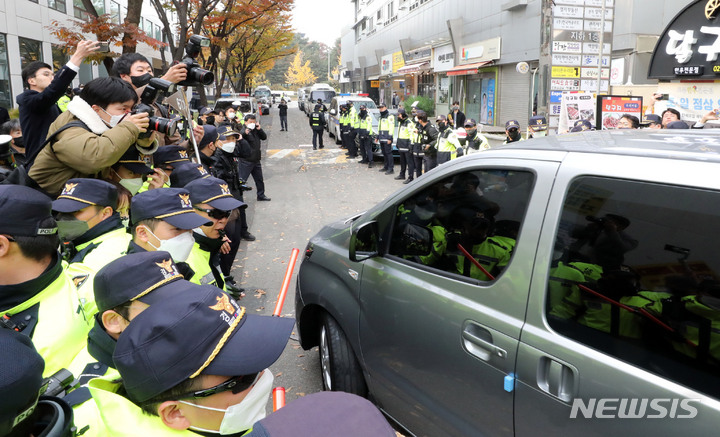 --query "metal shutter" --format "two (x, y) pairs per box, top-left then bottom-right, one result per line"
(497, 65), (530, 129)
